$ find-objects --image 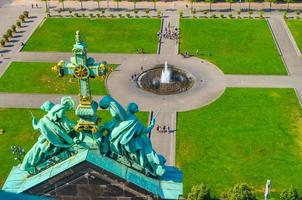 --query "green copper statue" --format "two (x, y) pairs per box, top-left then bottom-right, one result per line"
(20, 97), (77, 174)
(98, 96), (166, 177)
